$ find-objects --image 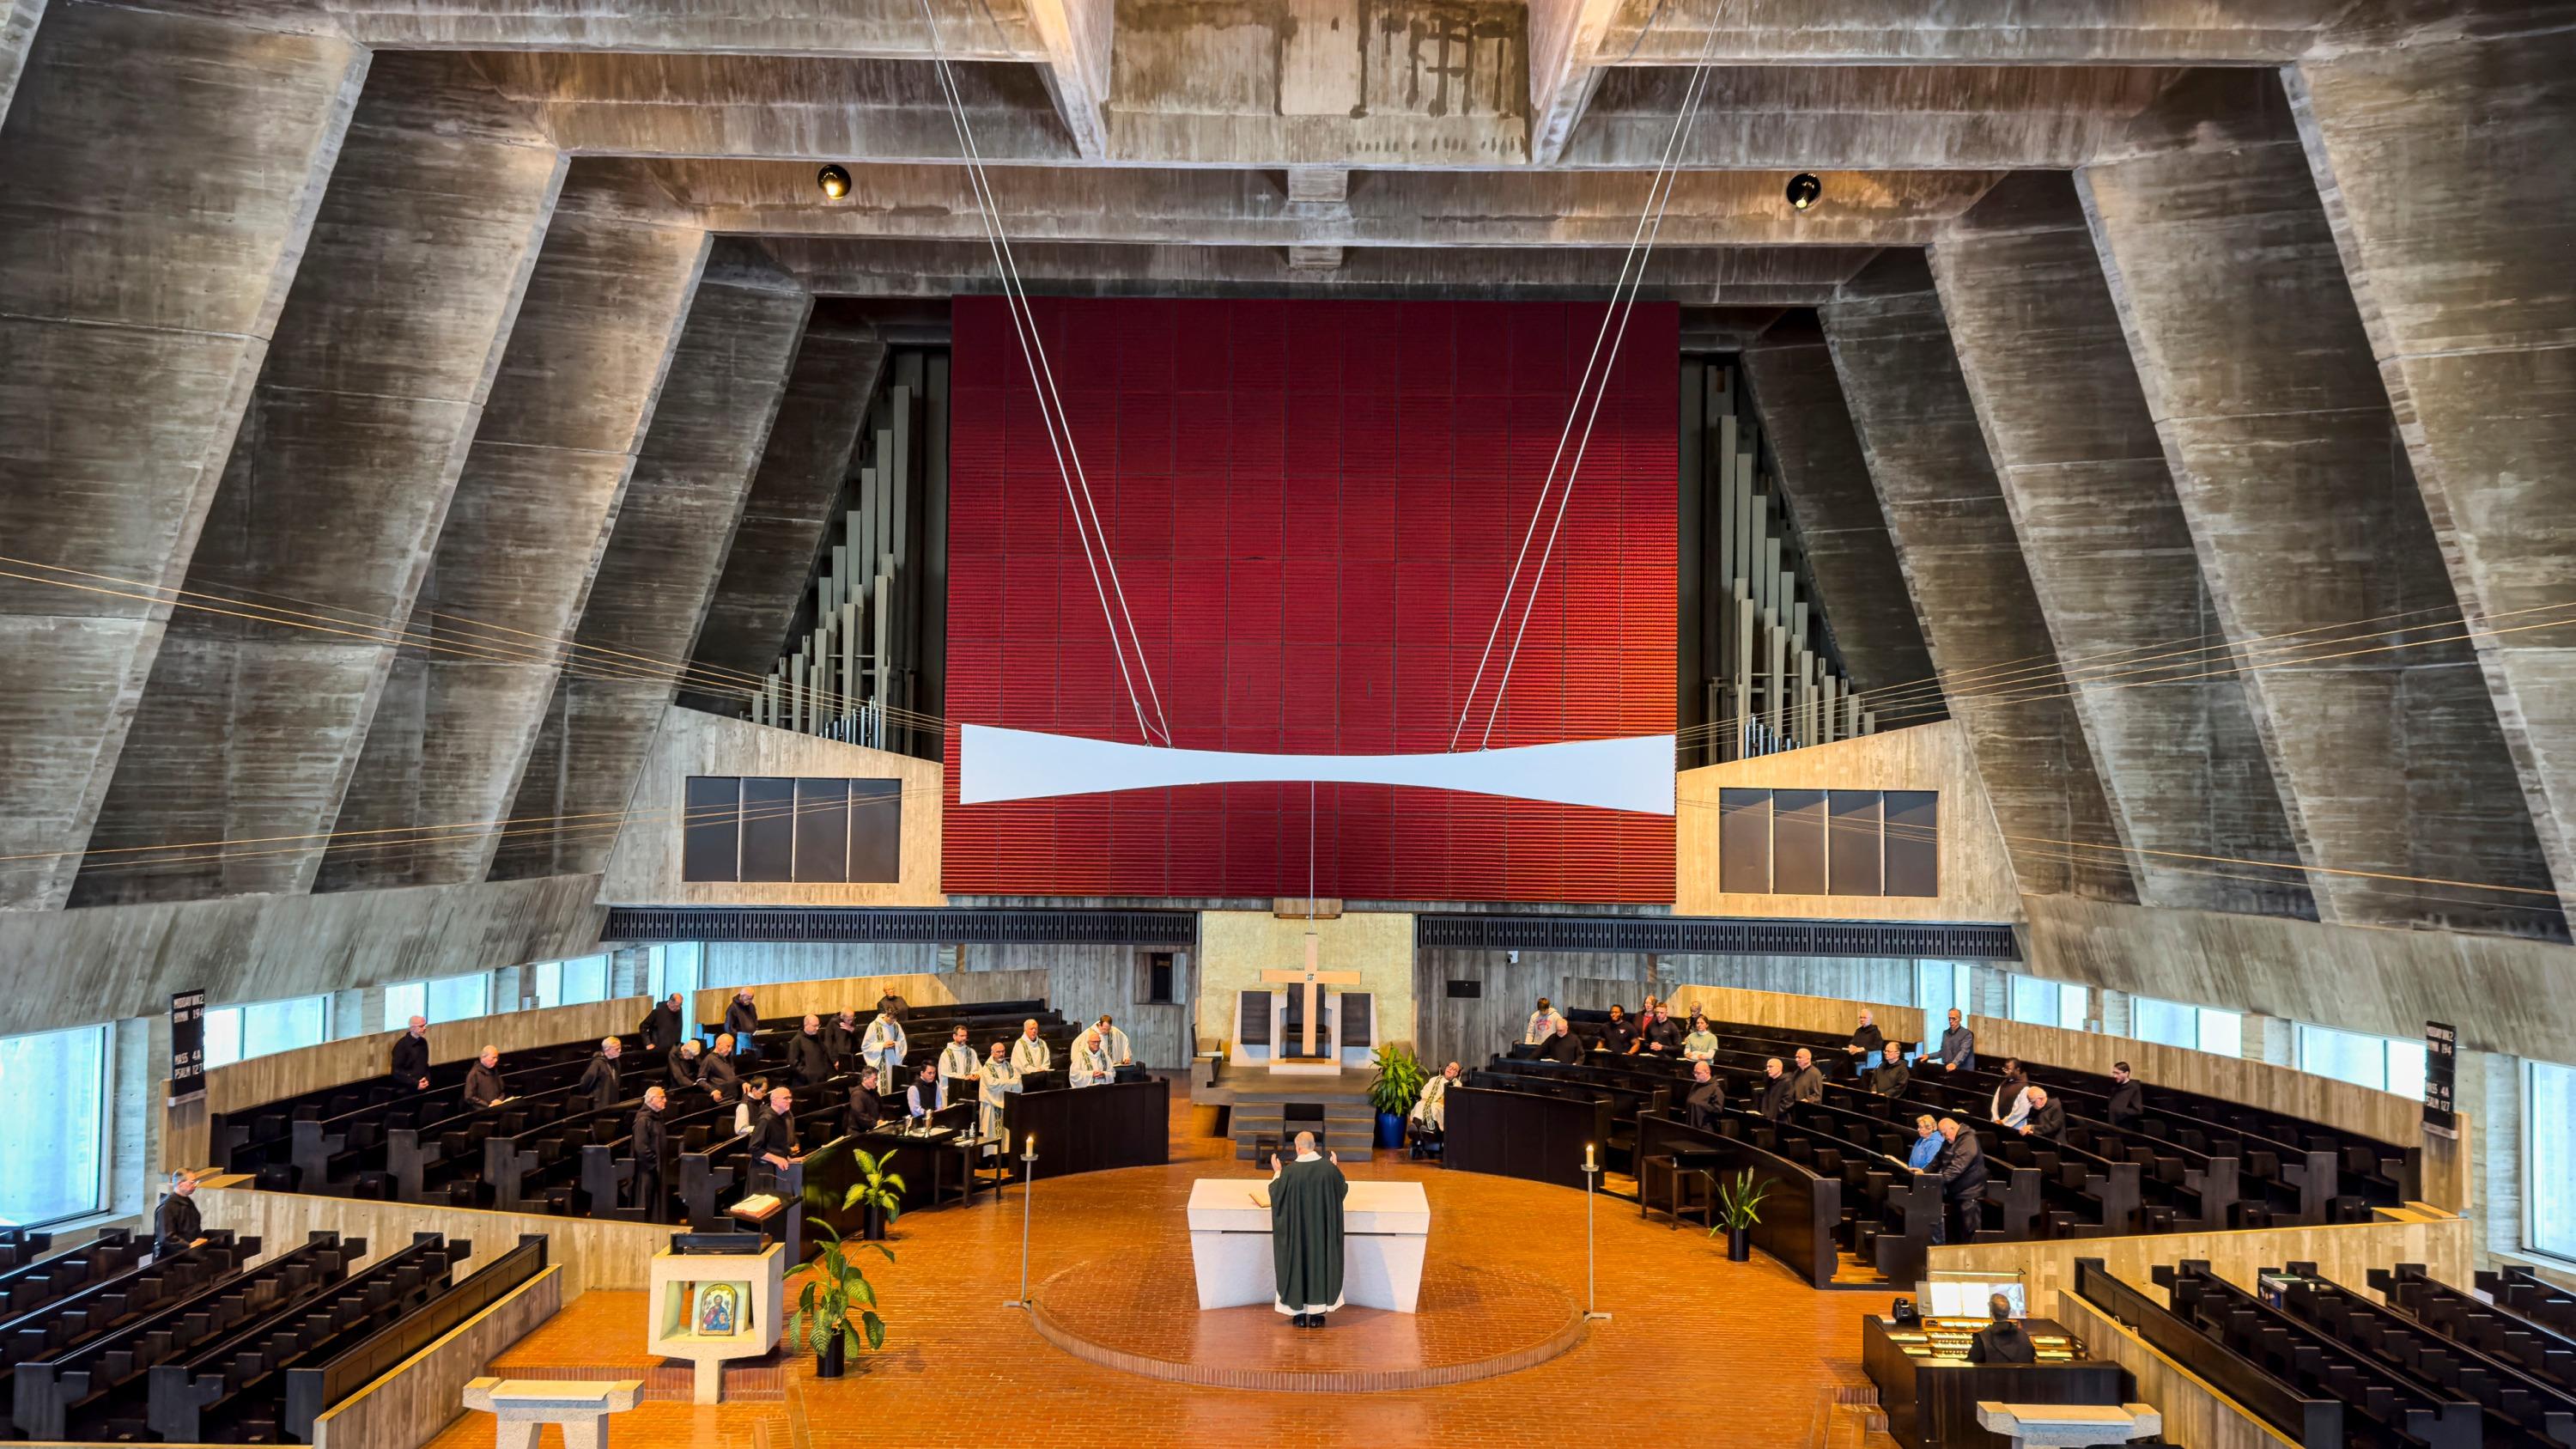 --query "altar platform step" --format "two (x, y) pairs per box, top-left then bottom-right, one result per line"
(1225, 1095), (1379, 1161)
